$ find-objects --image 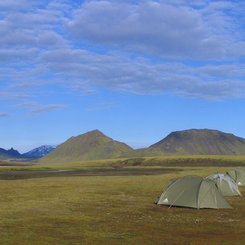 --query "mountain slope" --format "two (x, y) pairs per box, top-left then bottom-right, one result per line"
(150, 129), (245, 155)
(42, 130), (134, 162)
(23, 145), (56, 159)
(0, 147), (22, 160)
